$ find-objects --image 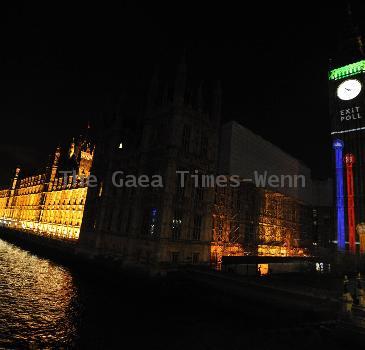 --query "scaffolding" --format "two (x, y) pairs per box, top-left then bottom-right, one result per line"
(211, 183), (307, 269)
(211, 186), (244, 270)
